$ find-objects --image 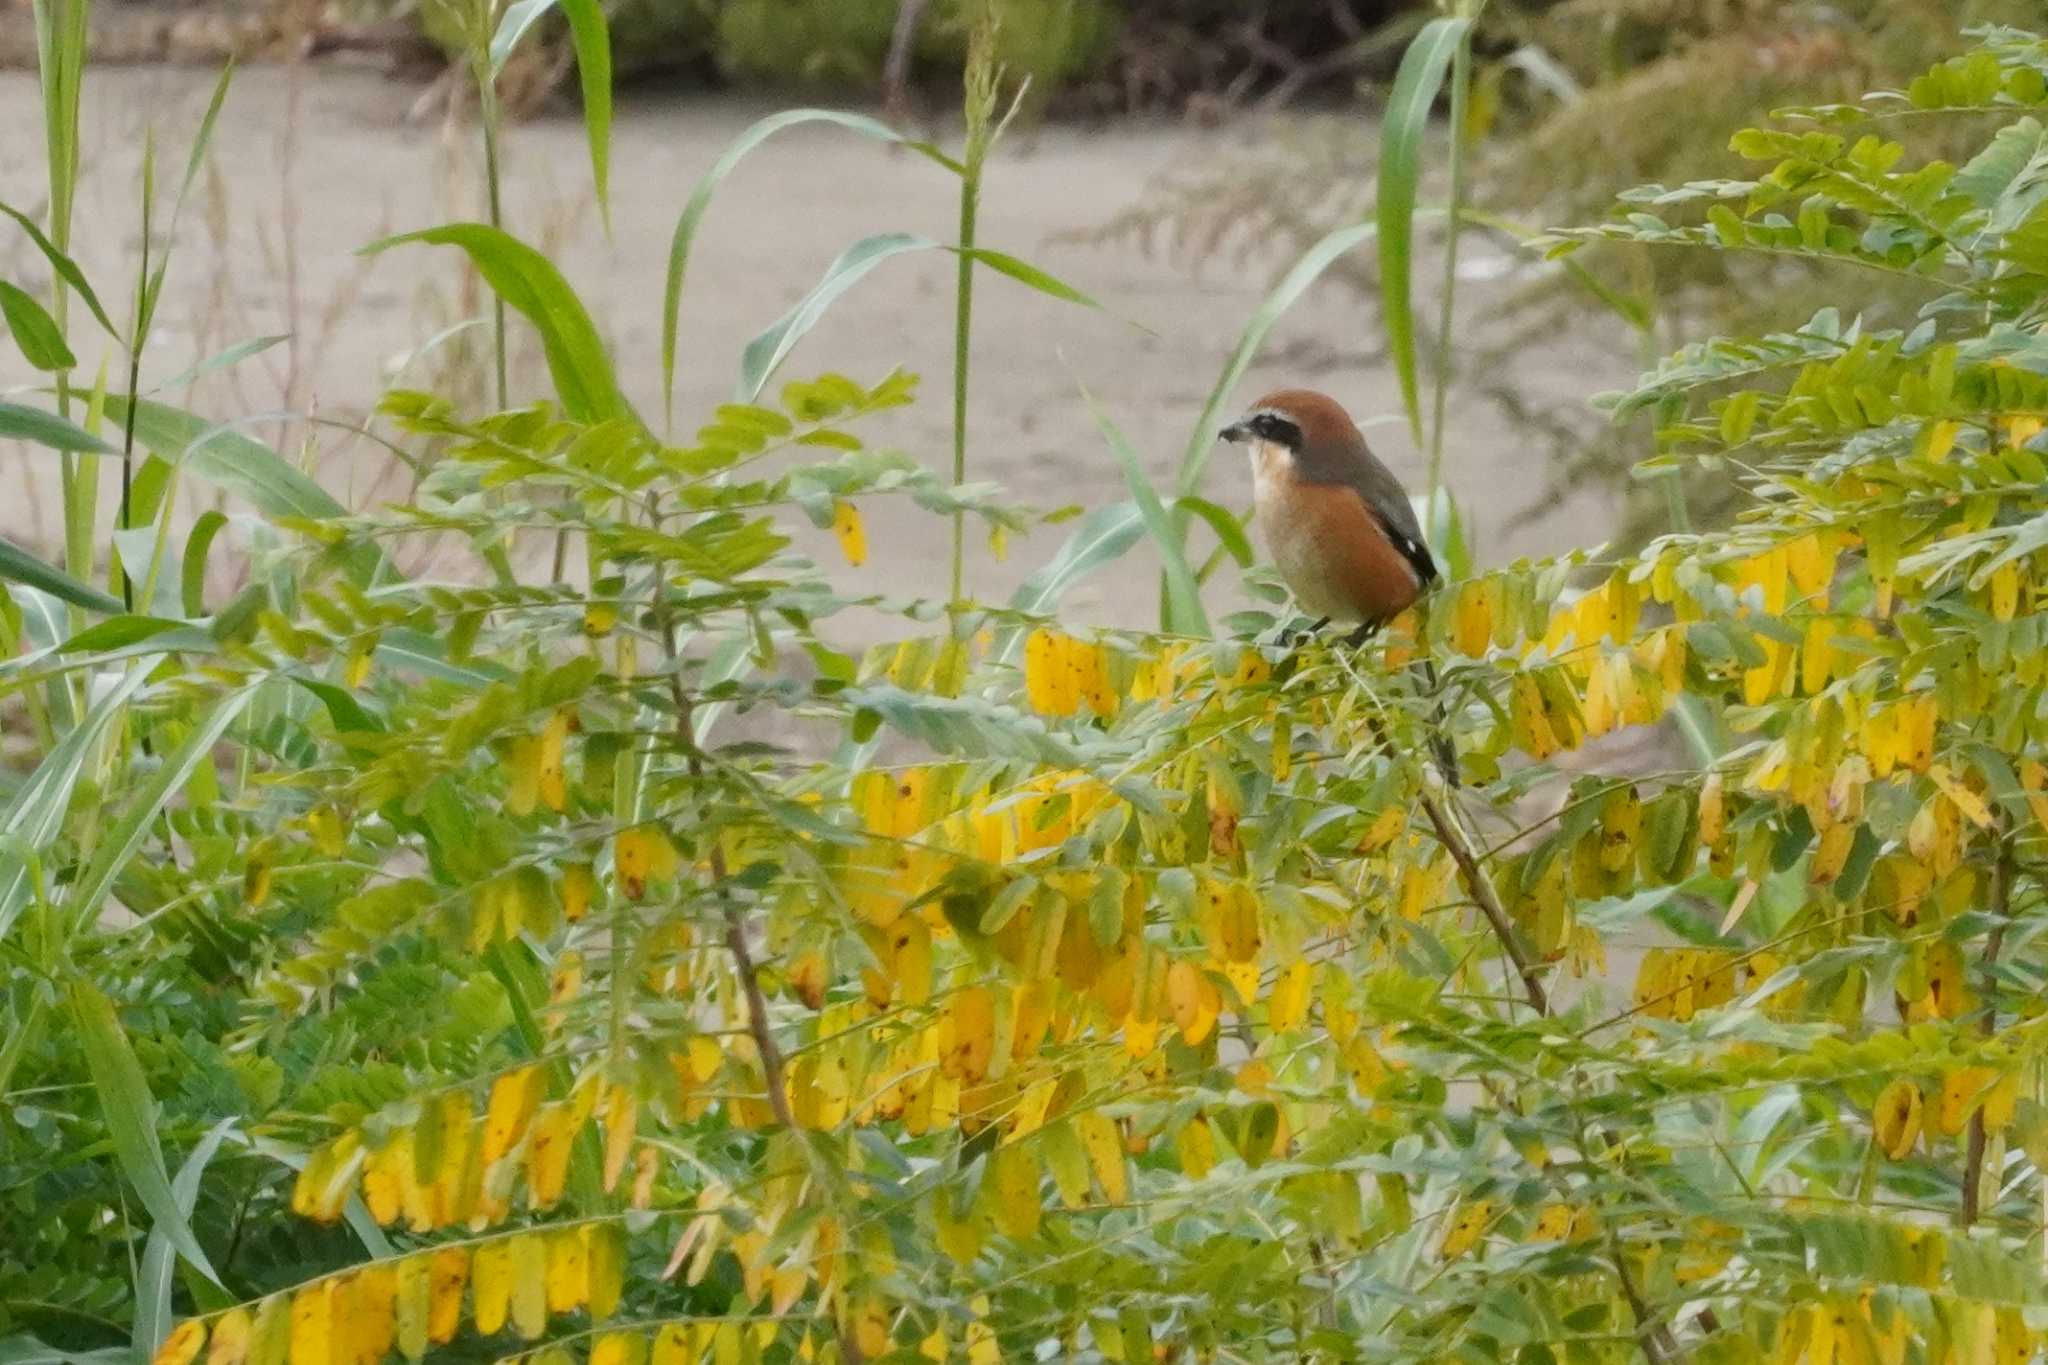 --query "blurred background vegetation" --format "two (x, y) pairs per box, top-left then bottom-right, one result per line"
(13, 0), (2033, 544)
